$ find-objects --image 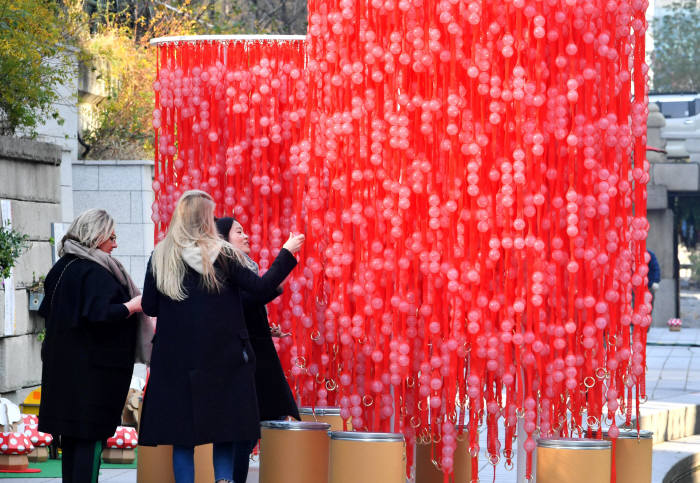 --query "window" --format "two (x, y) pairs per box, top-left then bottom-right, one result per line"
(649, 95), (700, 118)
